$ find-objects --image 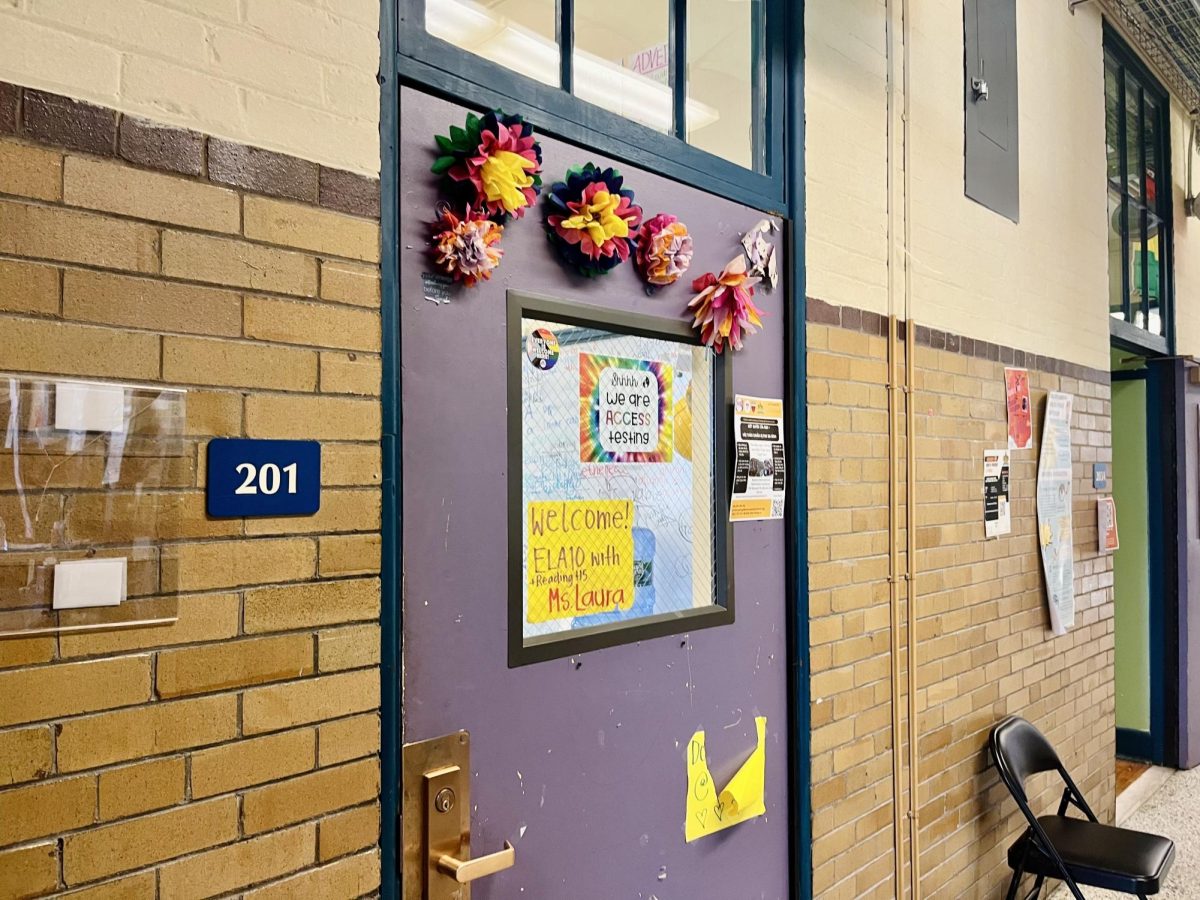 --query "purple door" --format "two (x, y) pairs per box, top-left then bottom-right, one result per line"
(399, 87), (792, 897)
